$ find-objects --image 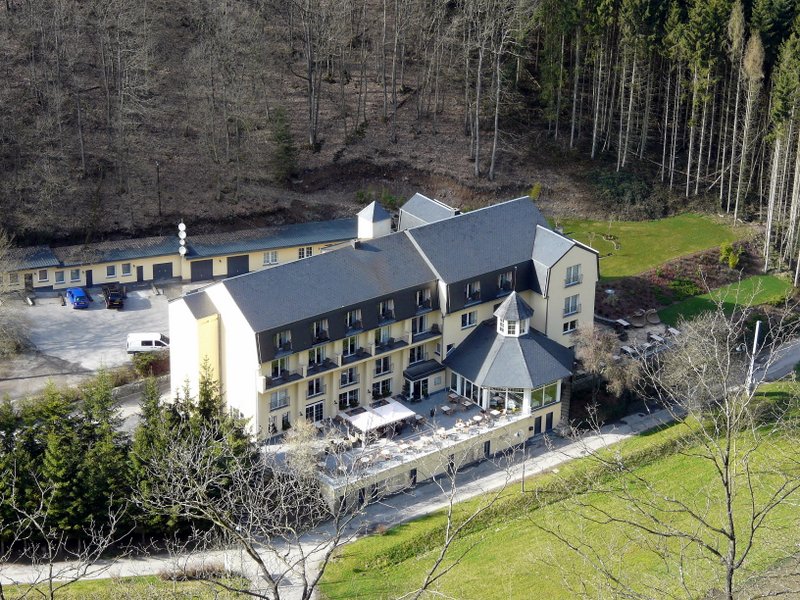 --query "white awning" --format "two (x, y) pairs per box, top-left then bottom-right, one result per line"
(339, 399), (417, 433)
